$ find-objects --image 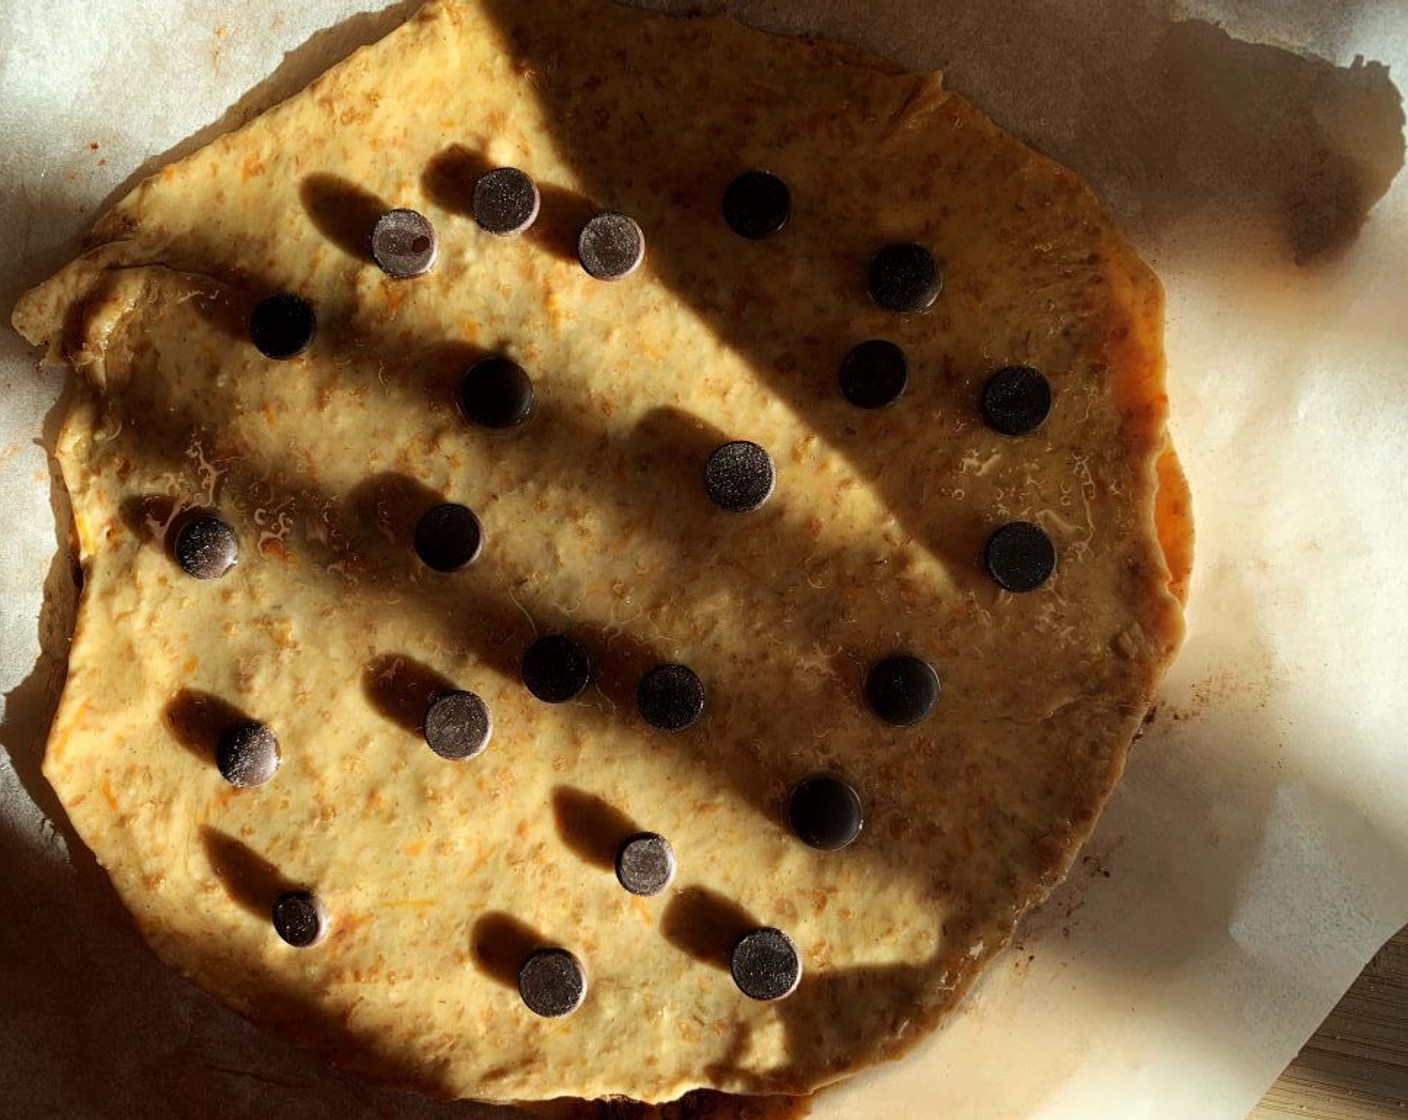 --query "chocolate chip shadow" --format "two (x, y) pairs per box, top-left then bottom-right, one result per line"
(472, 910), (553, 990)
(660, 886), (757, 972)
(630, 406), (728, 513)
(300, 174), (386, 264)
(362, 653), (458, 737)
(561, 614), (677, 719)
(551, 786), (642, 872)
(117, 493), (178, 546)
(163, 689), (252, 765)
(200, 827), (300, 917)
(422, 144), (493, 214)
(344, 471), (447, 555)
